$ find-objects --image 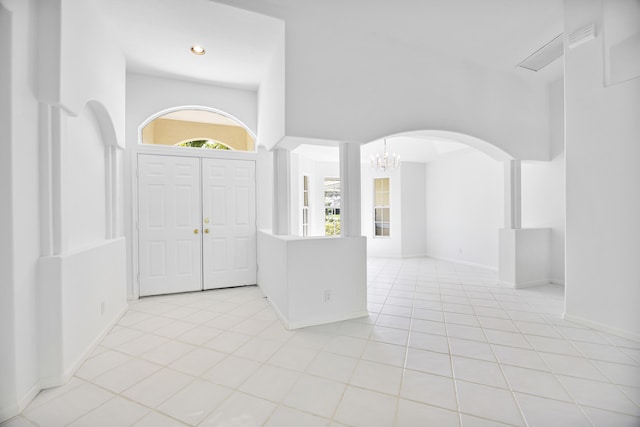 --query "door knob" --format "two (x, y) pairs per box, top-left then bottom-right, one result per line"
(194, 229), (199, 234)
(204, 218), (210, 224)
(204, 229), (210, 234)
